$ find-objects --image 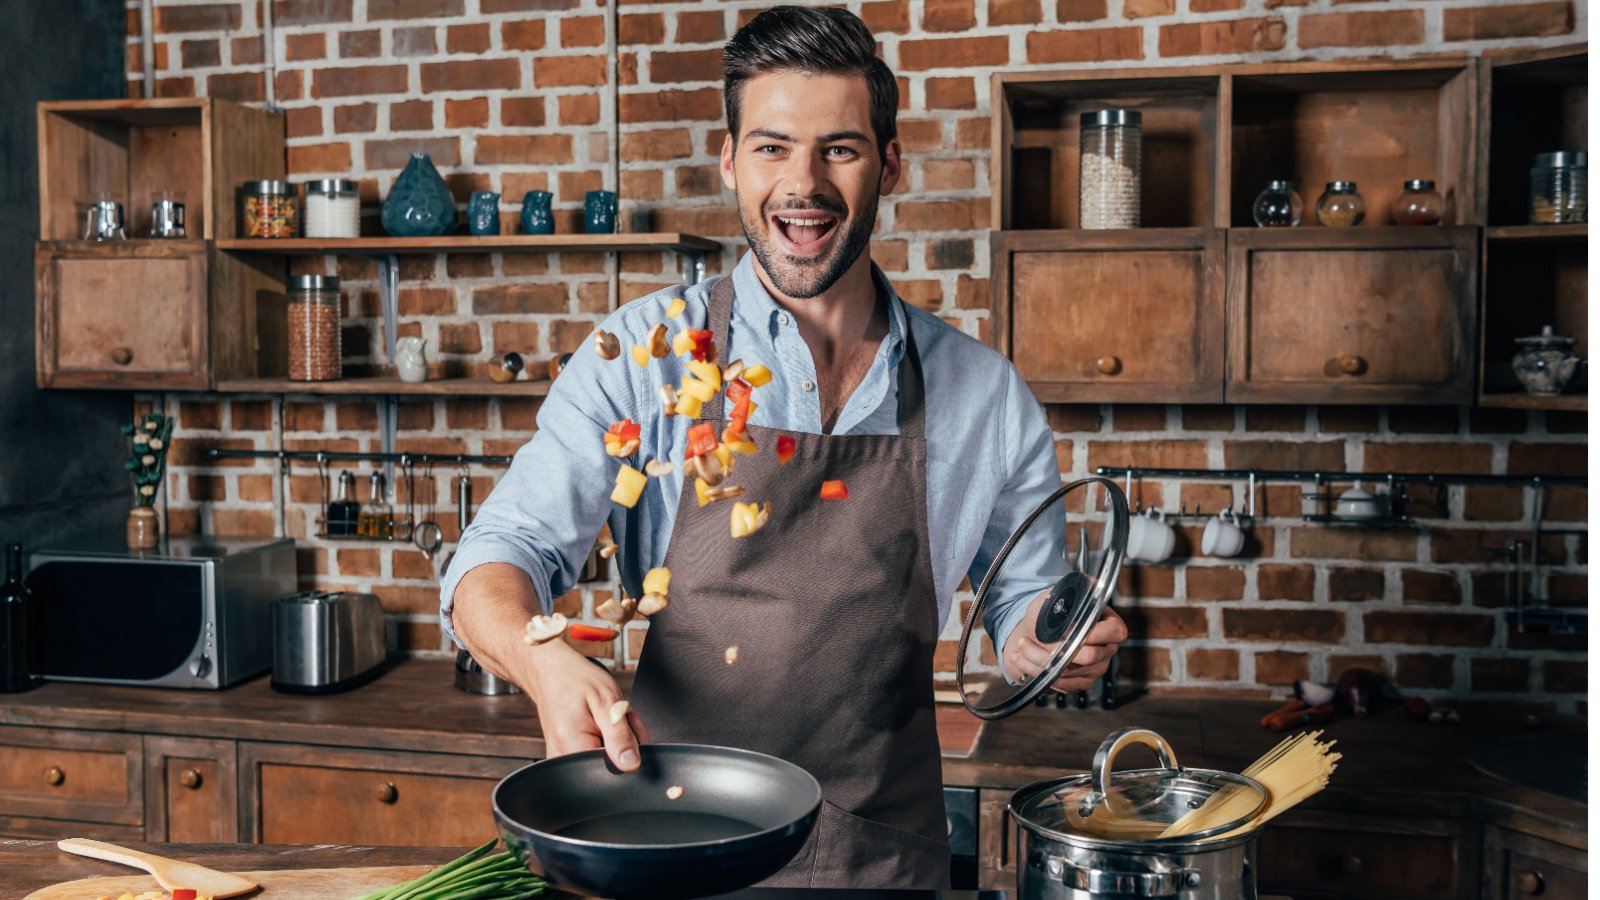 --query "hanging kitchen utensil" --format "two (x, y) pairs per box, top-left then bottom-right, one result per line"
(457, 463), (472, 535)
(956, 476), (1129, 720)
(413, 460), (443, 560)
